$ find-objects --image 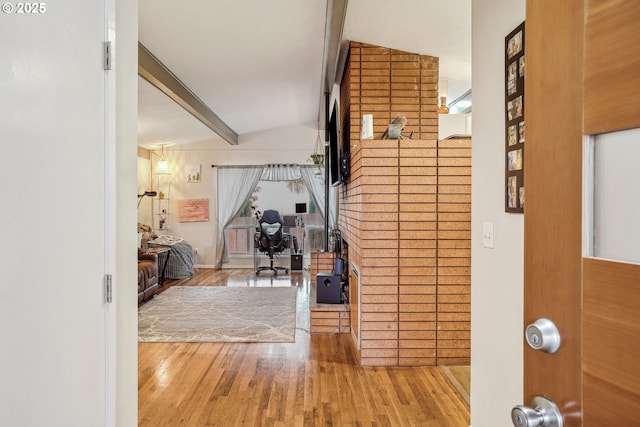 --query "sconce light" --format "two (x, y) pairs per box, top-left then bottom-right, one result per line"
(156, 145), (169, 174)
(438, 78), (450, 114)
(137, 190), (157, 208)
